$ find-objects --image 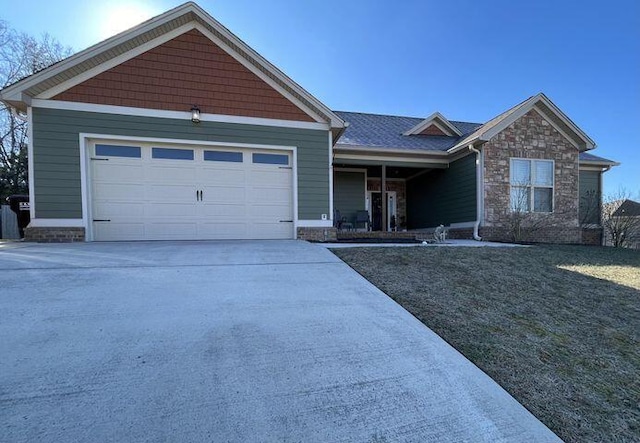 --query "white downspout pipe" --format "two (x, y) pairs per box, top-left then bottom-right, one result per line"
(468, 144), (483, 241)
